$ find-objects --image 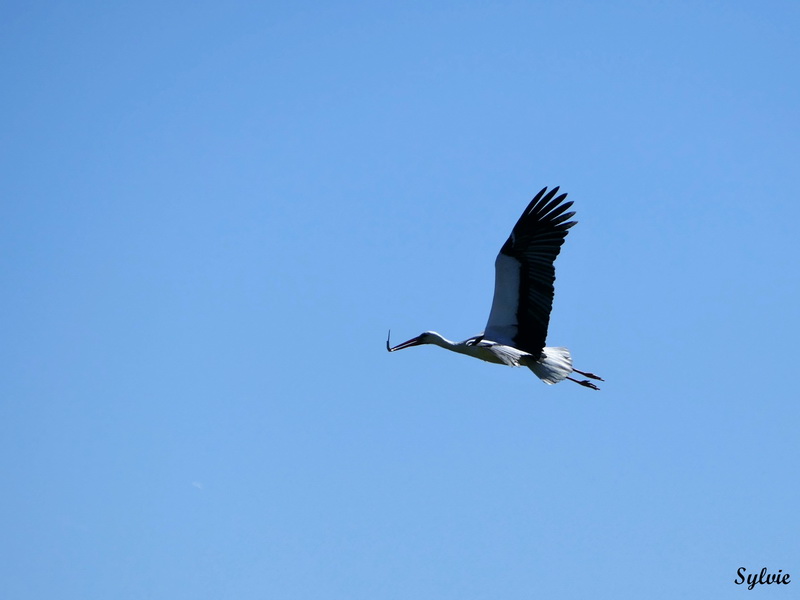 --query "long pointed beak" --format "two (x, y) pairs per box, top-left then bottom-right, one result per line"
(386, 330), (423, 352)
